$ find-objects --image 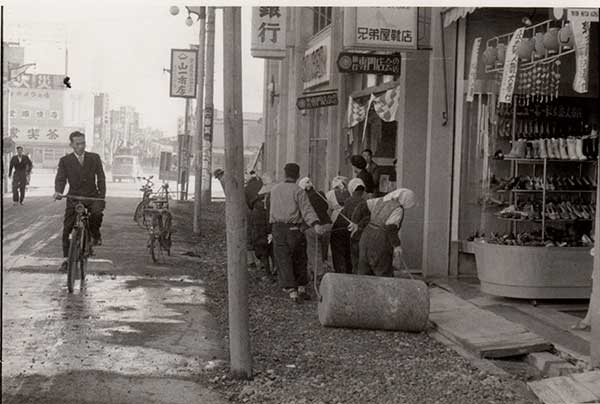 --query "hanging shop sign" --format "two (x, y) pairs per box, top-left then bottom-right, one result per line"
(343, 8), (417, 50)
(568, 8), (599, 22)
(8, 73), (65, 90)
(251, 7), (287, 59)
(296, 90), (338, 110)
(203, 106), (214, 141)
(8, 125), (84, 145)
(466, 38), (482, 103)
(336, 52), (401, 75)
(499, 27), (525, 104)
(302, 35), (331, 90)
(170, 49), (198, 99)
